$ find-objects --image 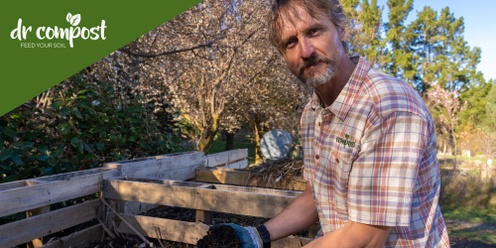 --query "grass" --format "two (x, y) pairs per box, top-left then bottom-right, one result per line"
(442, 206), (496, 224)
(449, 228), (496, 246)
(443, 205), (496, 246)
